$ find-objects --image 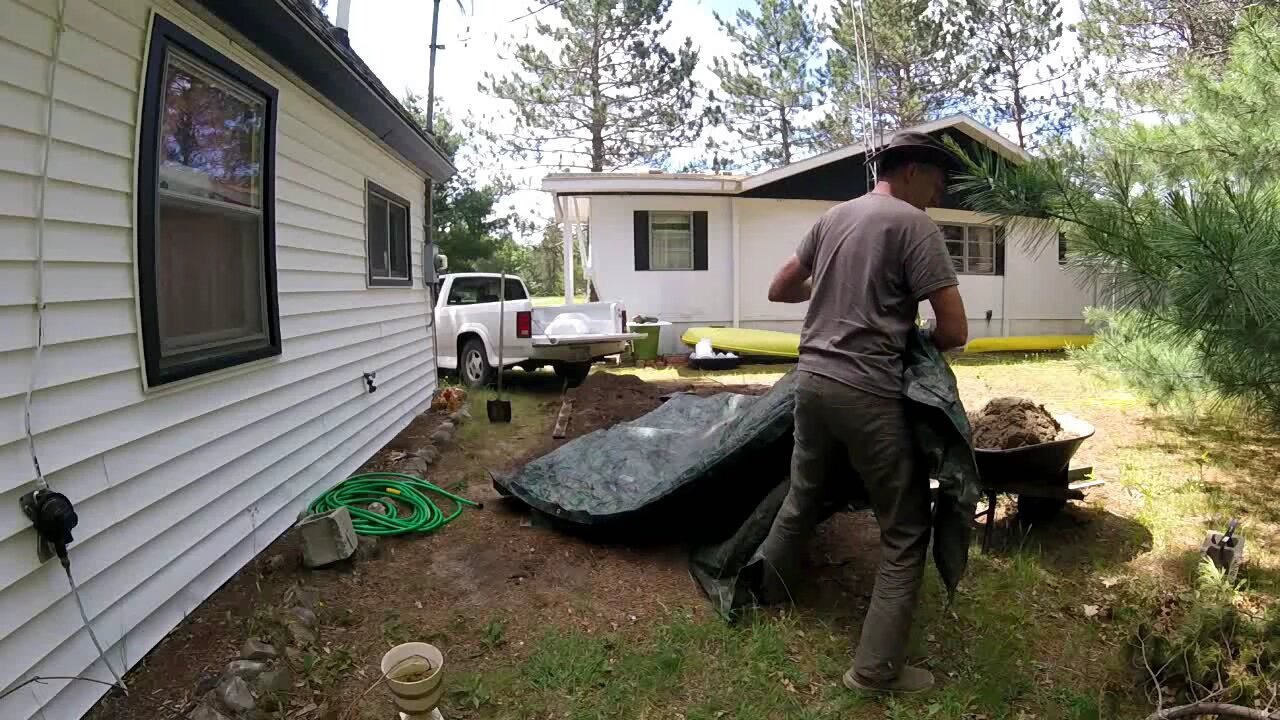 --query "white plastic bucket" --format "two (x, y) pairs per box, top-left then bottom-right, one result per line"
(381, 642), (445, 717)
